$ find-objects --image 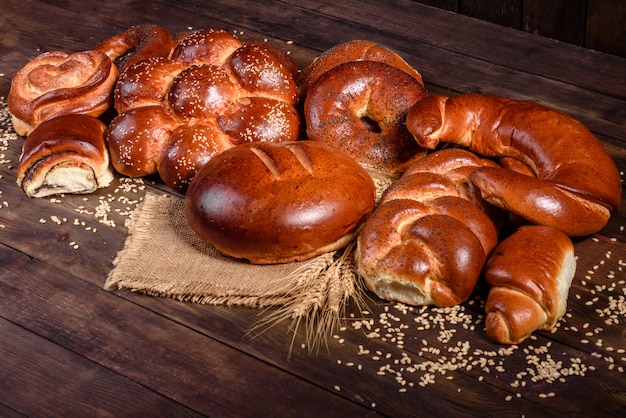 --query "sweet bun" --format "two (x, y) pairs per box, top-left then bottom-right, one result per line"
(8, 50), (118, 136)
(304, 60), (428, 179)
(108, 28), (300, 193)
(484, 225), (576, 344)
(185, 141), (376, 264)
(17, 114), (114, 197)
(406, 93), (622, 236)
(355, 149), (502, 307)
(297, 39), (424, 99)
